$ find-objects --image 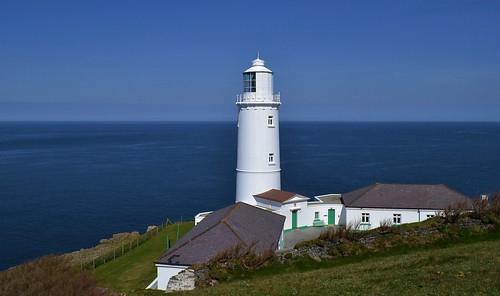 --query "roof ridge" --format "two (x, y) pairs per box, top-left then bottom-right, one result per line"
(440, 184), (471, 198)
(347, 183), (378, 205)
(222, 202), (241, 220)
(222, 220), (247, 248)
